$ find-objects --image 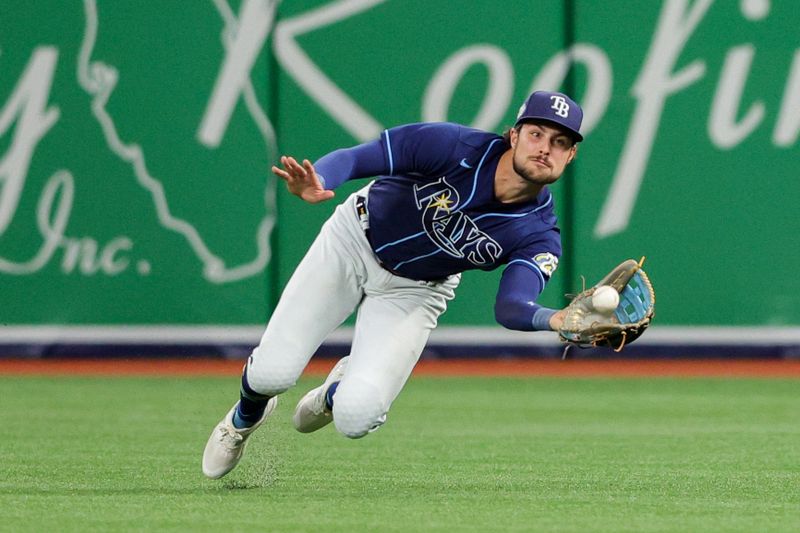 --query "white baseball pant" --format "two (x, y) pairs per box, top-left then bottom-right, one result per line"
(246, 184), (460, 438)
